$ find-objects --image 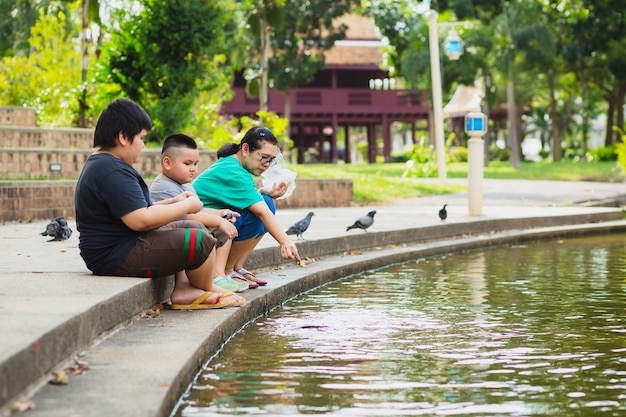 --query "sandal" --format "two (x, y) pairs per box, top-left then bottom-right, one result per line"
(213, 275), (249, 293)
(221, 291), (246, 307)
(235, 268), (267, 286)
(229, 273), (259, 289)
